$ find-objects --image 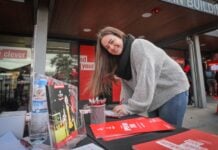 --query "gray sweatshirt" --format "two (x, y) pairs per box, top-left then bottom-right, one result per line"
(121, 39), (190, 116)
